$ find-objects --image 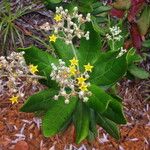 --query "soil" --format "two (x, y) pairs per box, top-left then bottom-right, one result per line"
(0, 79), (150, 150)
(0, 1), (150, 149)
